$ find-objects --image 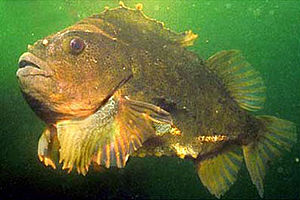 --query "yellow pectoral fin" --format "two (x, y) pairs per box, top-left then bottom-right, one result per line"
(56, 96), (172, 175)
